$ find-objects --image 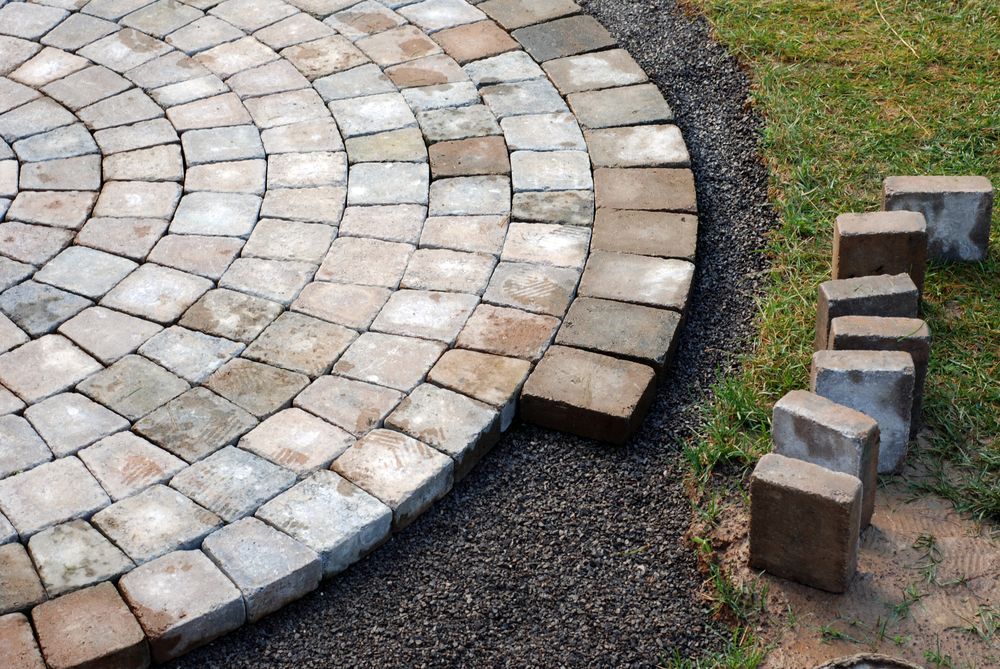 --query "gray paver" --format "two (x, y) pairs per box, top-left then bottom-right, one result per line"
(811, 350), (915, 474)
(579, 252), (694, 311)
(256, 469), (392, 576)
(92, 485), (222, 564)
(0, 415), (51, 480)
(0, 335), (102, 404)
(27, 520), (133, 597)
(171, 192), (262, 237)
(138, 326), (244, 384)
(77, 354), (188, 422)
(186, 160), (267, 195)
(181, 125), (265, 165)
(24, 393), (128, 458)
(0, 457), (110, 539)
(202, 517), (321, 622)
(93, 181), (180, 219)
(101, 264), (211, 324)
(219, 257), (316, 305)
(171, 446), (295, 521)
(0, 280), (92, 337)
(134, 387), (257, 463)
(57, 306), (163, 365)
(34, 247), (137, 300)
(119, 549), (245, 662)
